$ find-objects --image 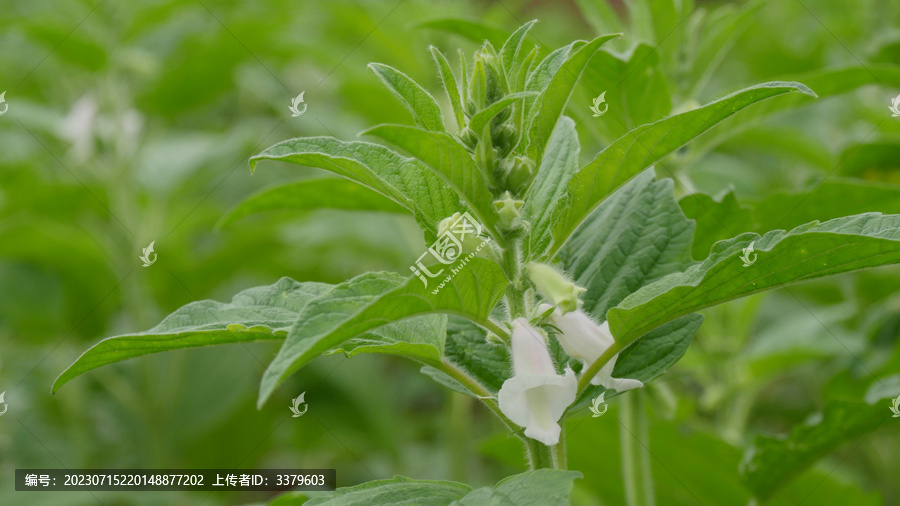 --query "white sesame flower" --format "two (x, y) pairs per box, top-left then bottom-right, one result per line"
(542, 304), (643, 393)
(498, 318), (577, 446)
